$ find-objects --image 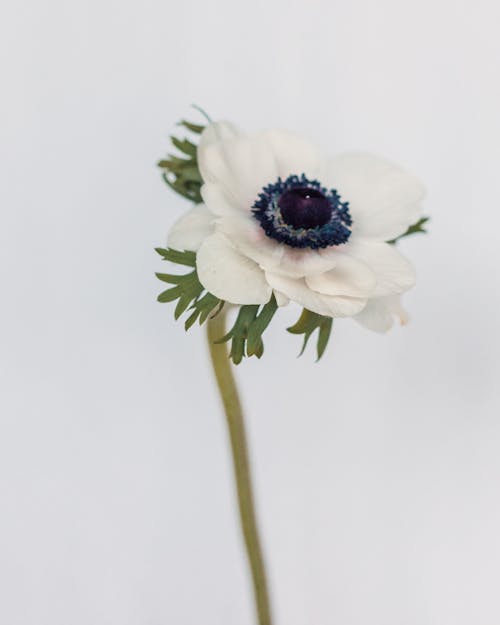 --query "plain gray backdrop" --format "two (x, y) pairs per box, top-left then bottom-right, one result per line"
(2, 0), (500, 623)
